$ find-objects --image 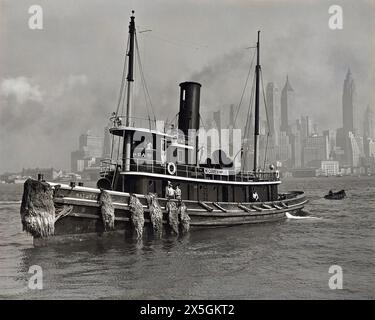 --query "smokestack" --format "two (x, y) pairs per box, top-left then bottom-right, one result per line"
(178, 82), (201, 136)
